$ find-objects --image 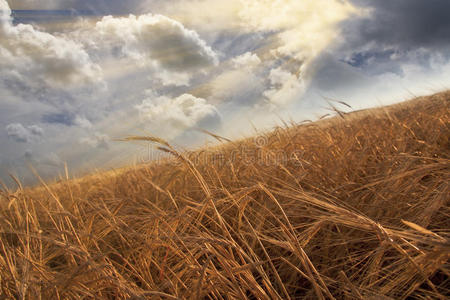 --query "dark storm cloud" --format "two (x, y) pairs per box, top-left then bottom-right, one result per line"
(347, 0), (450, 49)
(309, 53), (372, 92)
(340, 0), (450, 70)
